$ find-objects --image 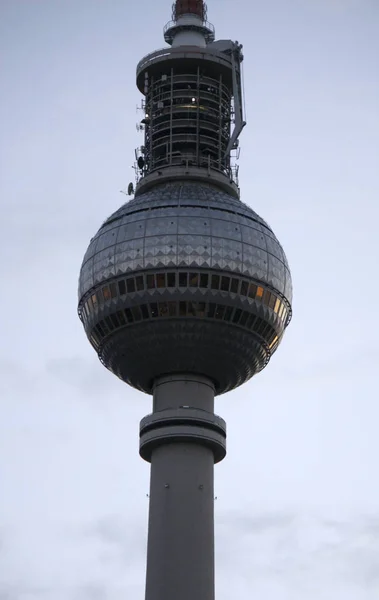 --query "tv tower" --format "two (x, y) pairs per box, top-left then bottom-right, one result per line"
(78, 1), (293, 599)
